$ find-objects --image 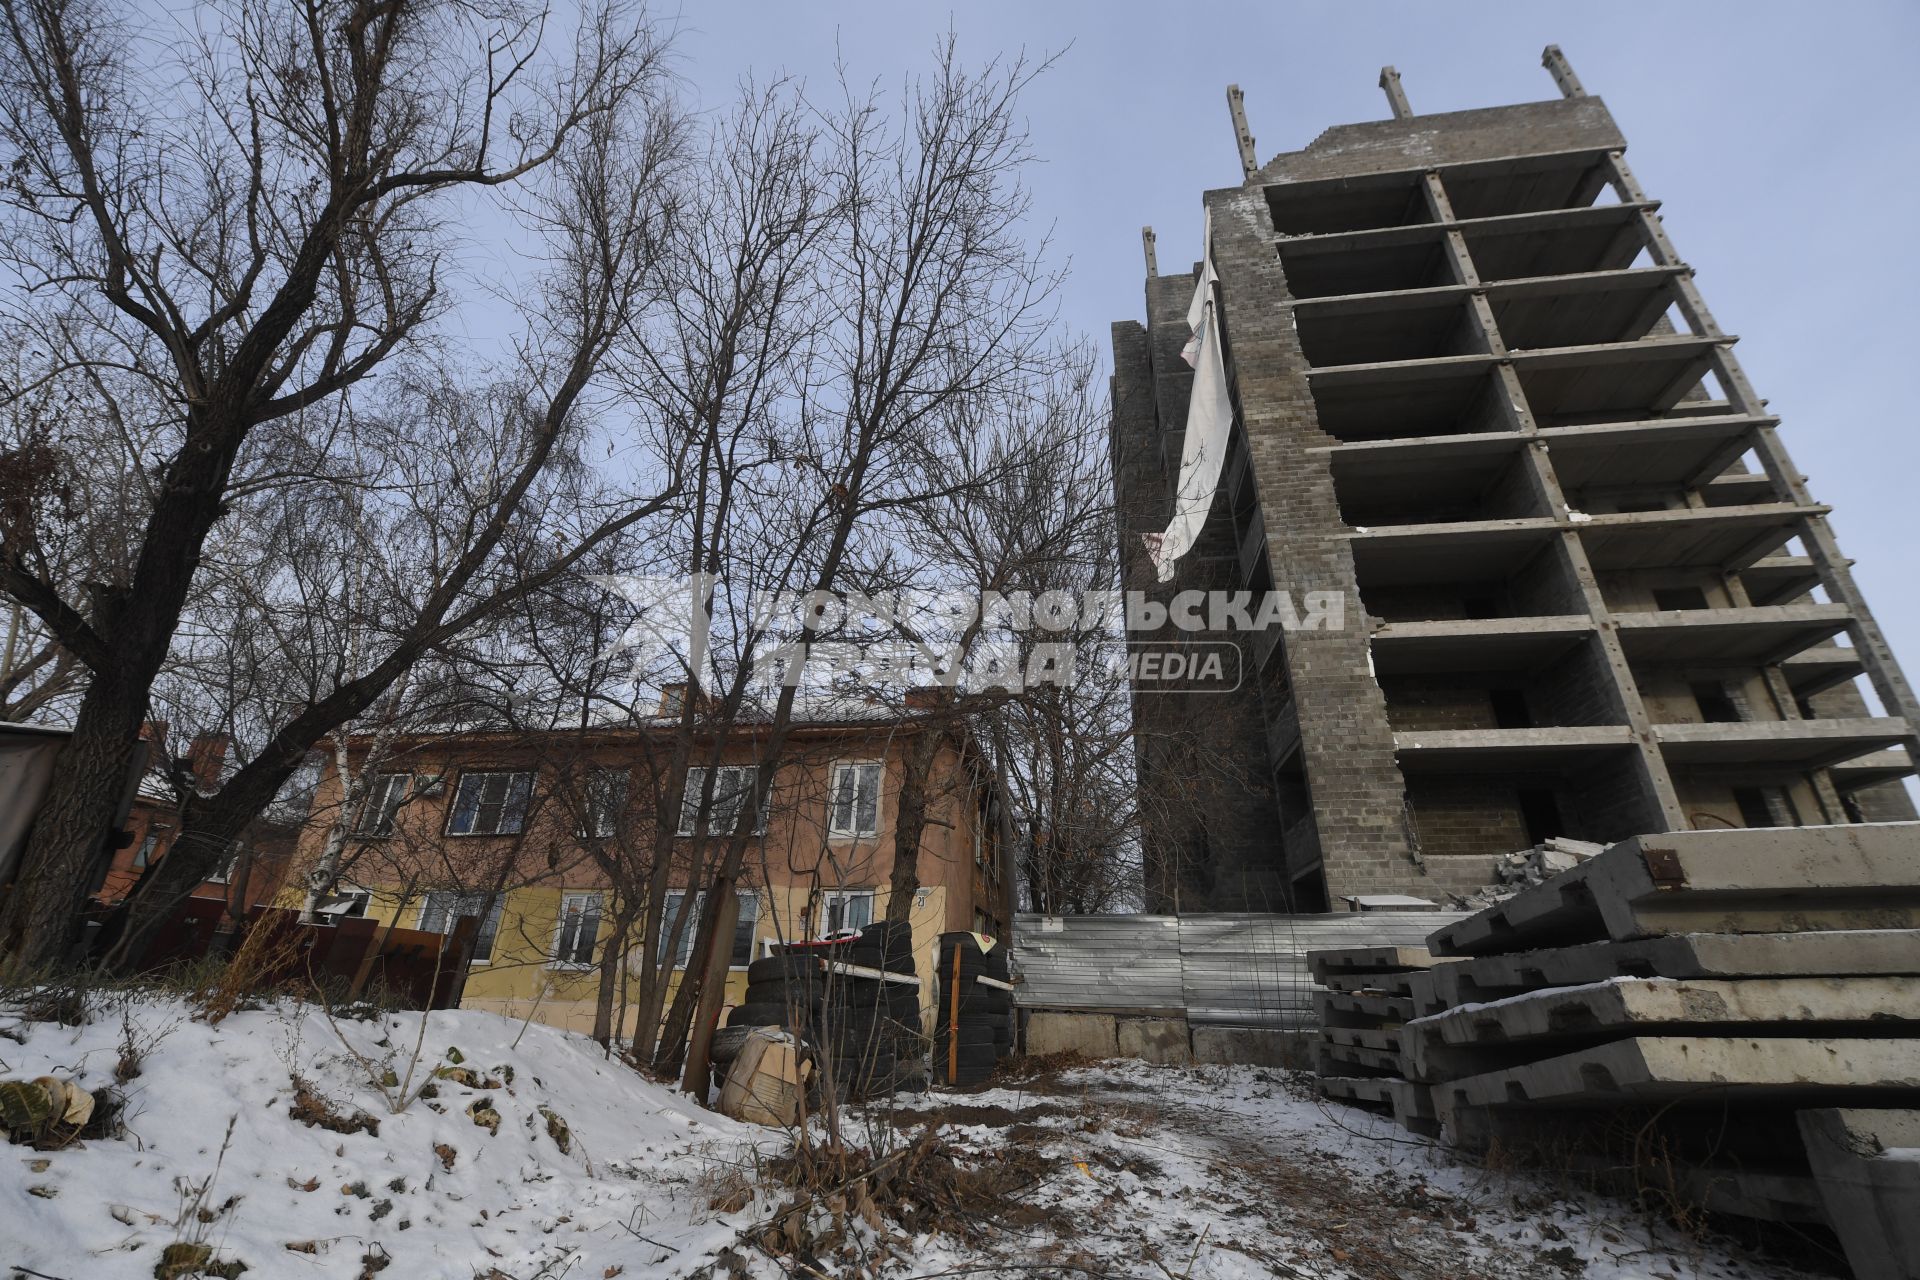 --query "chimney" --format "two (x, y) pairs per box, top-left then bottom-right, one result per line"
(186, 732), (231, 791)
(904, 687), (946, 711)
